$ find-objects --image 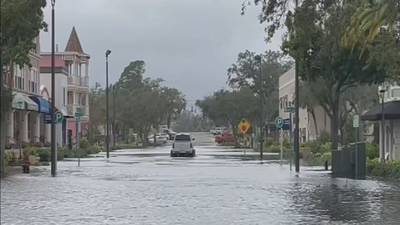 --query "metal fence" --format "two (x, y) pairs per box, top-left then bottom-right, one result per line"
(332, 143), (366, 179)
